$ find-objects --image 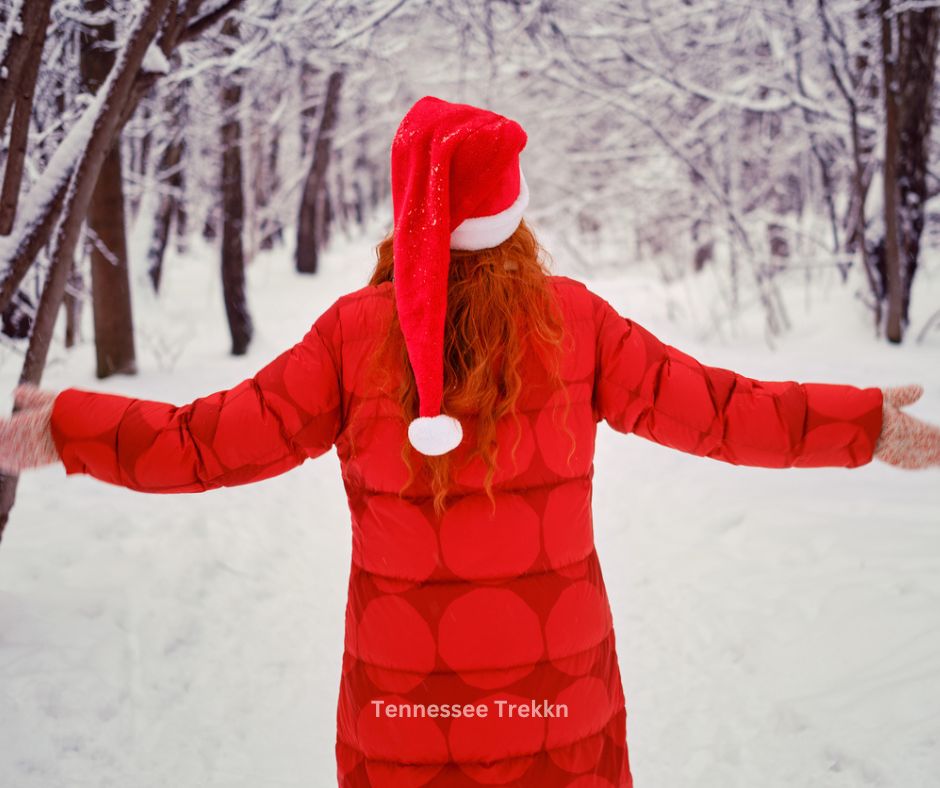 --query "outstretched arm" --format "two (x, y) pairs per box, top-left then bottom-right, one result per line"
(0, 299), (344, 492)
(590, 290), (923, 469)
